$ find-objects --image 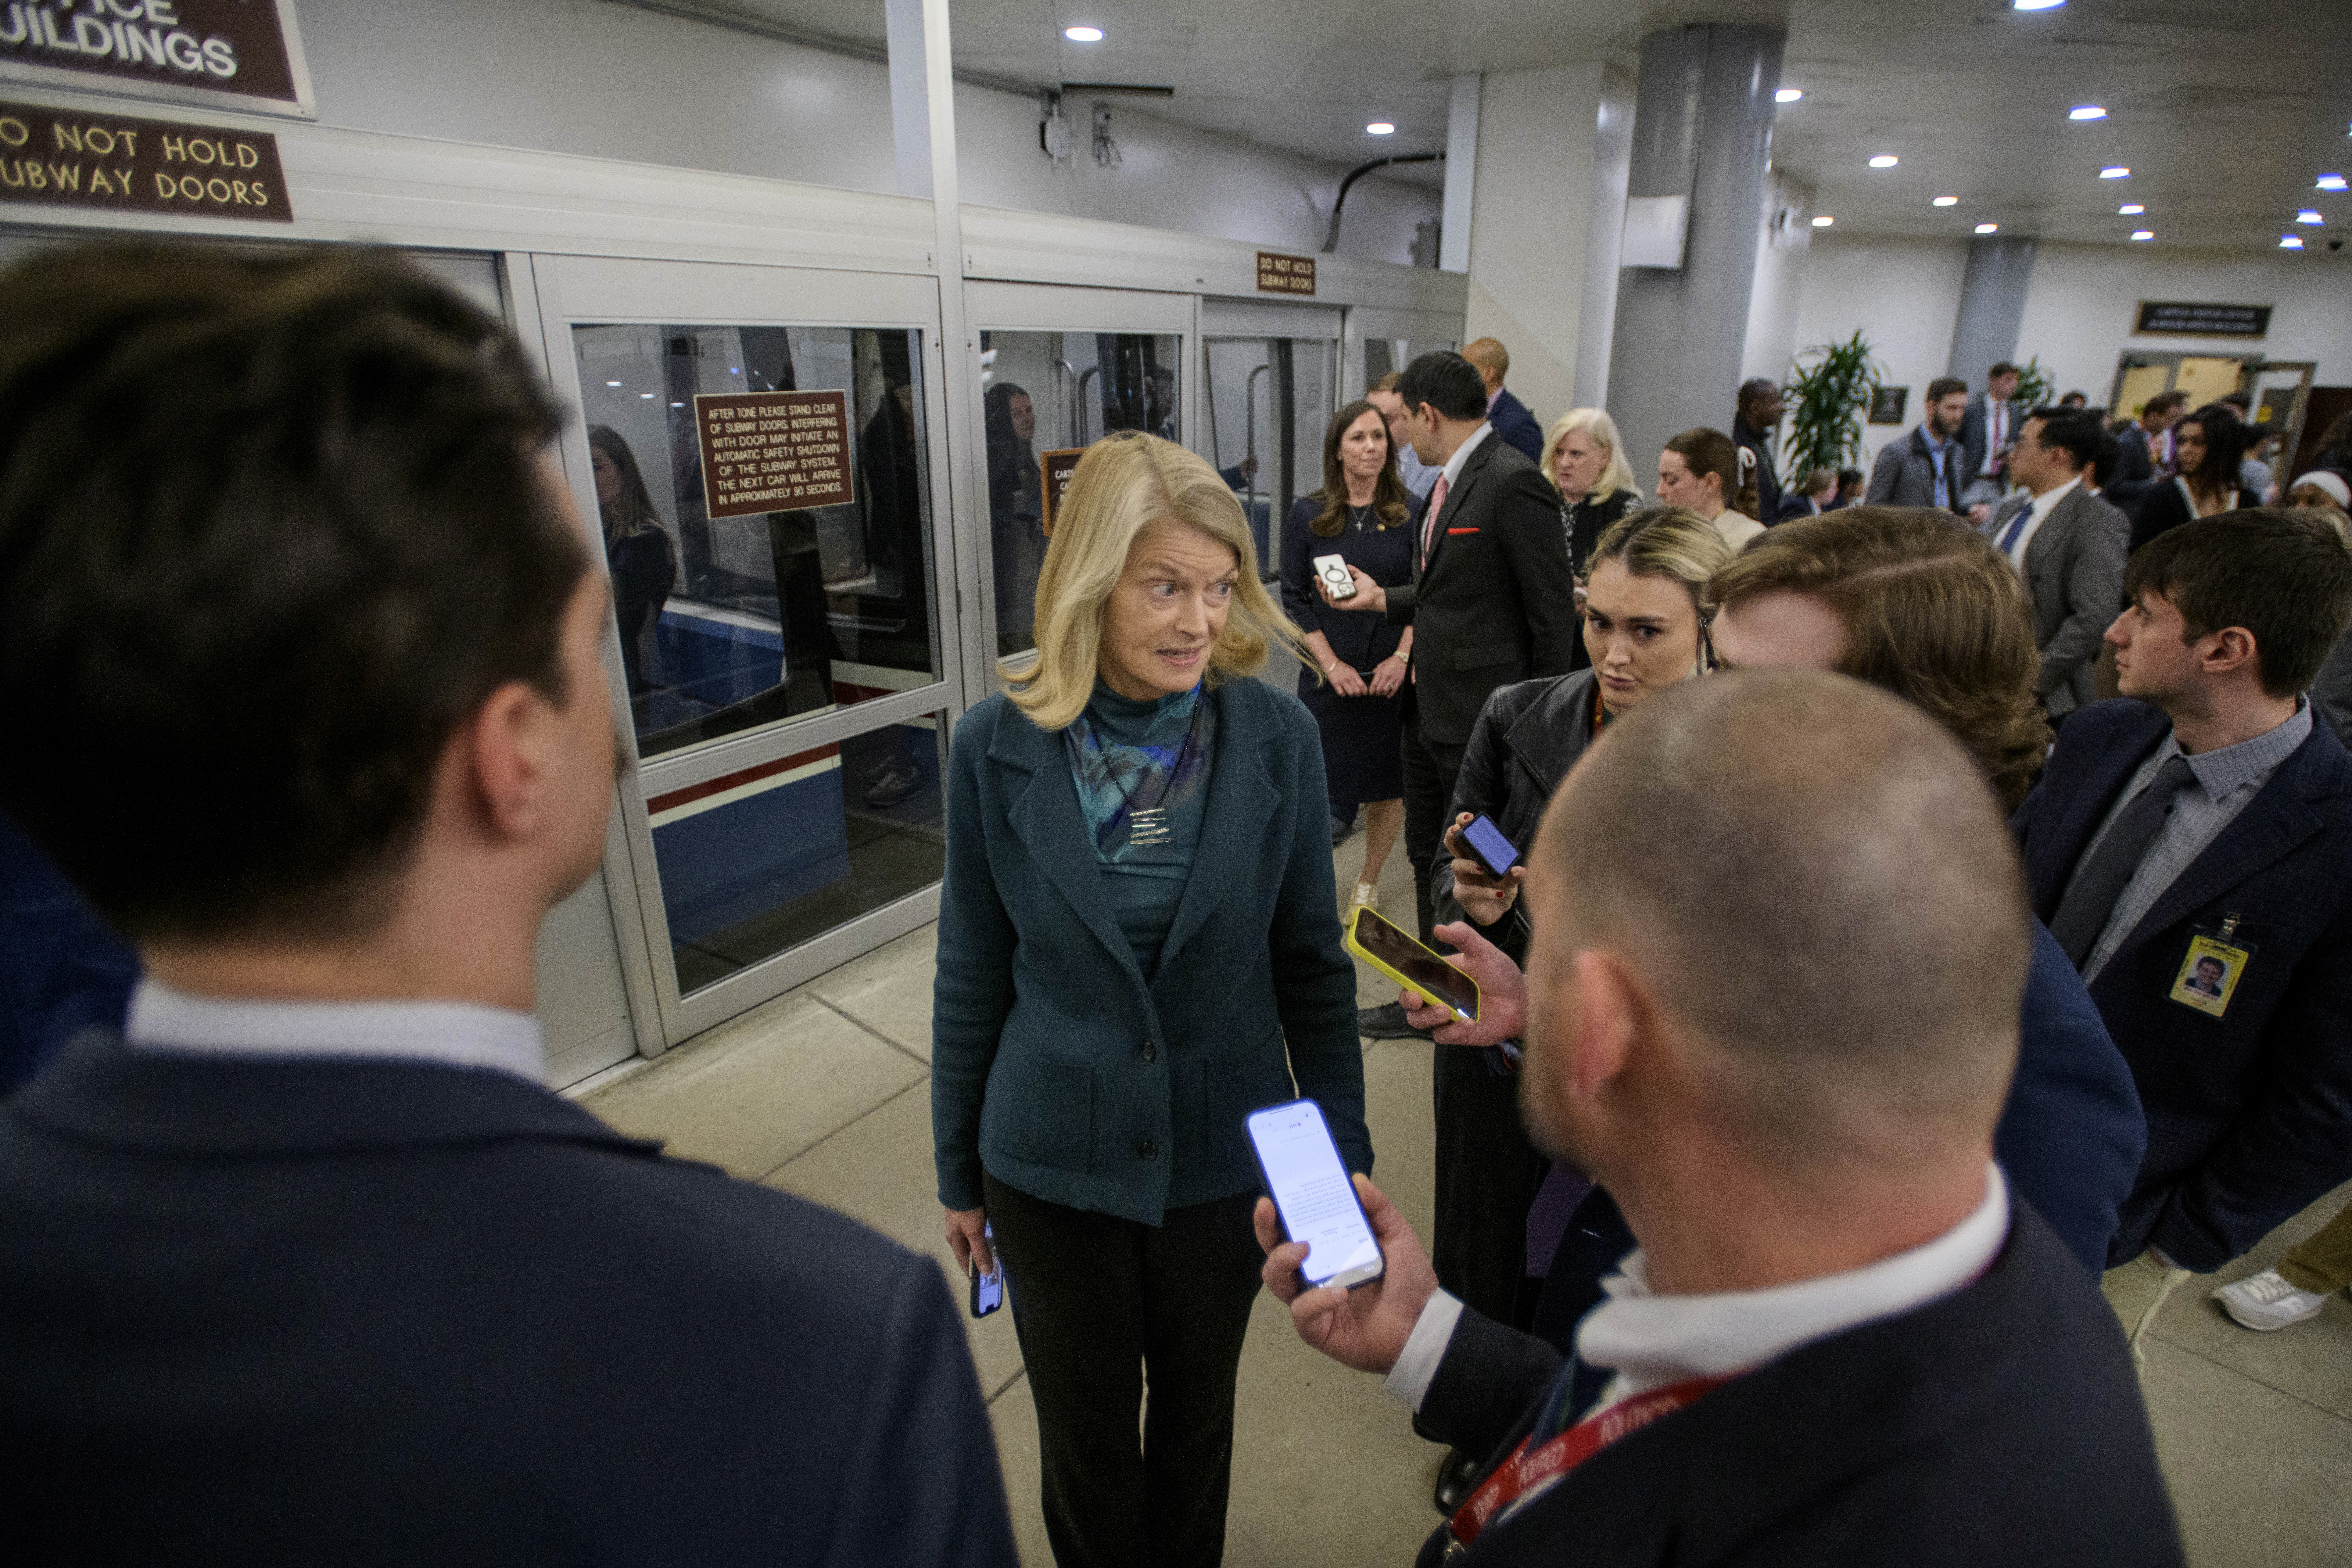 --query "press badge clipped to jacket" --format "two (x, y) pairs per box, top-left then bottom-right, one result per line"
(2169, 913), (2253, 1019)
